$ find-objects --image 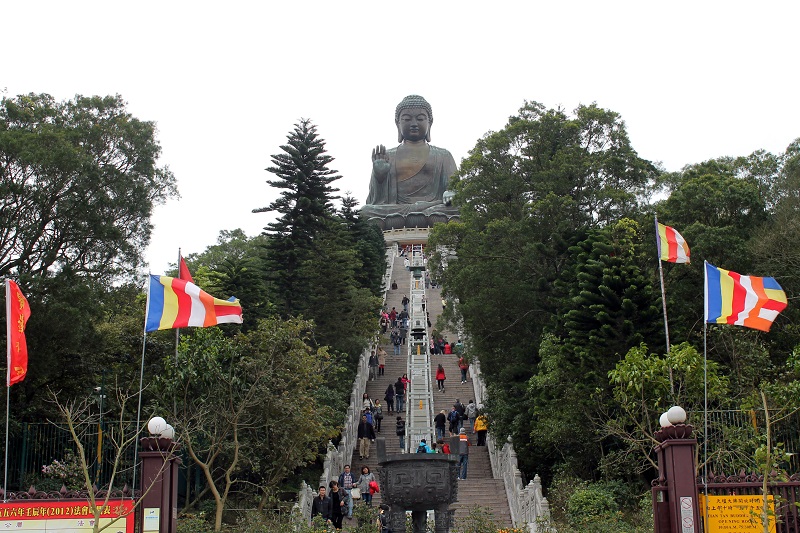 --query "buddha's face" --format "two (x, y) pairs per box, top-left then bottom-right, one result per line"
(398, 107), (430, 142)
